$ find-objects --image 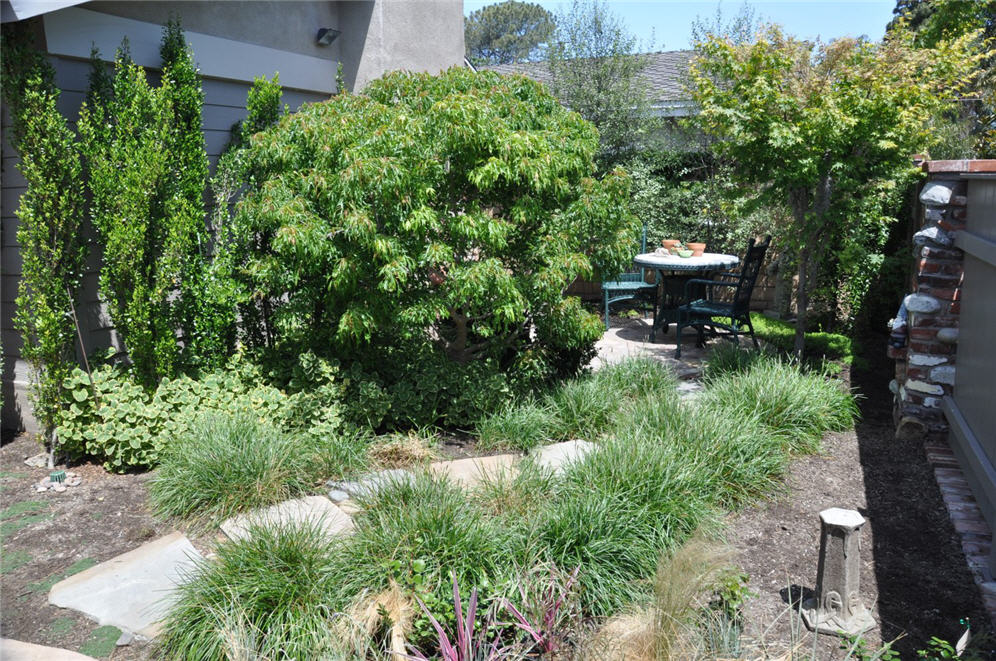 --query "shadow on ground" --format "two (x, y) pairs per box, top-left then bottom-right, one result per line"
(852, 331), (986, 654)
